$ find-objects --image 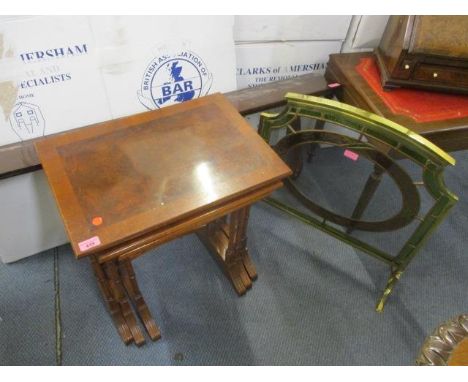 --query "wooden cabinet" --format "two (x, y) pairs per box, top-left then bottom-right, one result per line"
(375, 16), (468, 94)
